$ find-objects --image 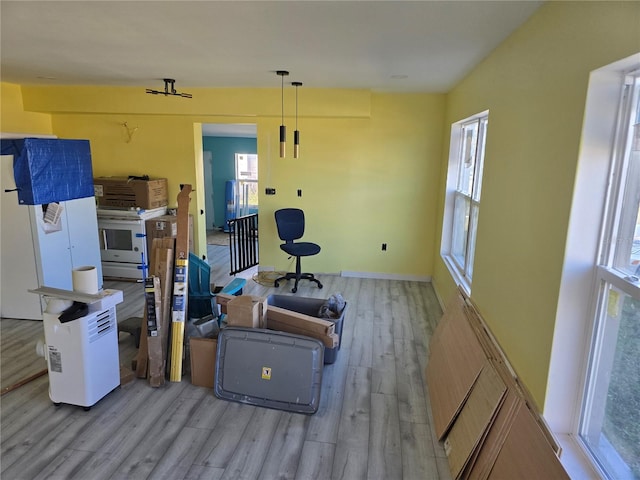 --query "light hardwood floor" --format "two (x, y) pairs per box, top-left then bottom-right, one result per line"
(0, 245), (452, 480)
